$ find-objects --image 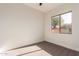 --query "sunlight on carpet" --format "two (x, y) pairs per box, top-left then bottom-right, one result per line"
(0, 45), (51, 56)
